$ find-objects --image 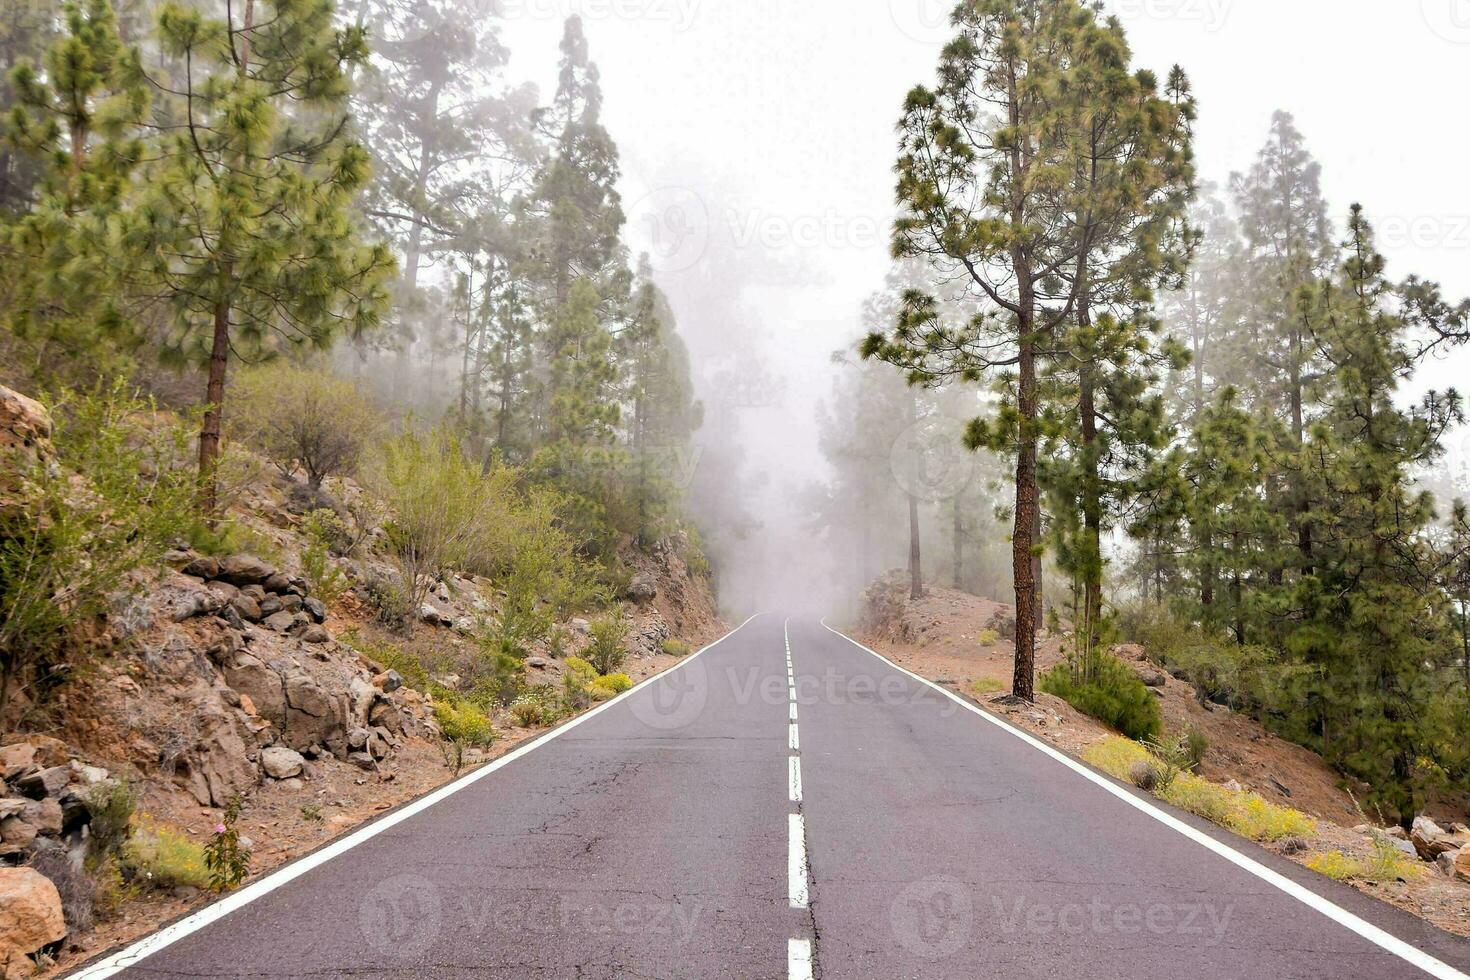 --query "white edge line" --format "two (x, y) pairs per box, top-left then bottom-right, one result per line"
(788, 937), (814, 980)
(819, 620), (1469, 980)
(68, 614), (768, 980)
(788, 812), (809, 908)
